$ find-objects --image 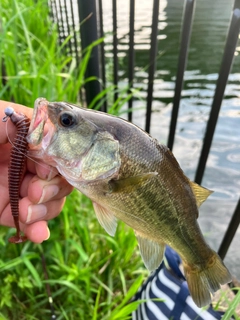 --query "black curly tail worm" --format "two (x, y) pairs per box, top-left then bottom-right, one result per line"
(2, 107), (30, 243)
